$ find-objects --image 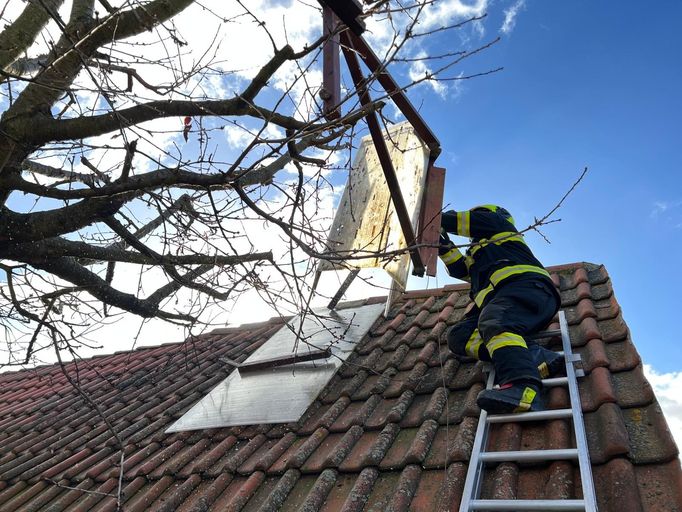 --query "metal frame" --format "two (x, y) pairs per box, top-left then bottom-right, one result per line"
(318, 2), (445, 297)
(318, 0), (365, 35)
